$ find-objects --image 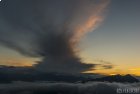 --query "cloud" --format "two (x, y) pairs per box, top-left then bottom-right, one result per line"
(0, 82), (140, 94)
(0, 0), (109, 73)
(101, 64), (113, 69)
(94, 59), (114, 69)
